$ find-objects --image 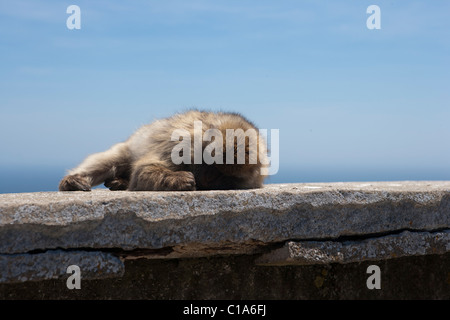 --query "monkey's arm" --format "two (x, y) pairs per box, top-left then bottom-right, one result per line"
(59, 142), (131, 191)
